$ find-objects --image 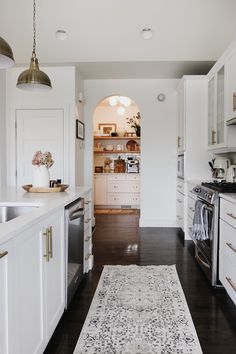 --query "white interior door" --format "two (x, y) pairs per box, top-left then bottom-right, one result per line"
(16, 109), (64, 186)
